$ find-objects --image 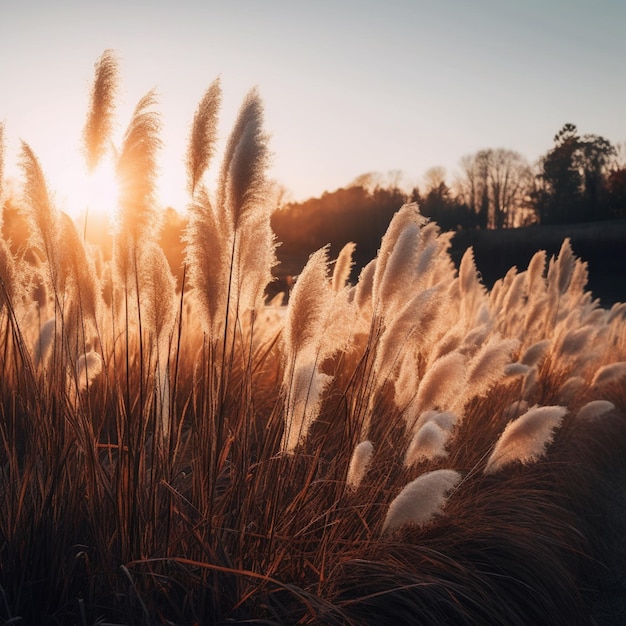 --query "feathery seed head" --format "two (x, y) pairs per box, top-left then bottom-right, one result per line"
(382, 469), (462, 533)
(372, 203), (426, 302)
(346, 441), (374, 490)
(218, 88), (270, 231)
(116, 89), (162, 243)
(283, 247), (330, 359)
(404, 421), (451, 468)
(465, 336), (520, 400)
(575, 400), (615, 422)
(353, 258), (376, 314)
(76, 350), (103, 392)
(84, 49), (119, 171)
(0, 237), (18, 311)
(375, 222), (421, 310)
(187, 78), (222, 196)
(332, 242), (356, 292)
(520, 340), (551, 367)
(413, 350), (467, 415)
(58, 212), (102, 325)
(19, 142), (59, 256)
(484, 405), (567, 474)
(548, 238), (575, 296)
(139, 242), (177, 343)
(525, 249), (547, 295)
(281, 359), (332, 453)
(591, 361), (626, 387)
(184, 187), (231, 337)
